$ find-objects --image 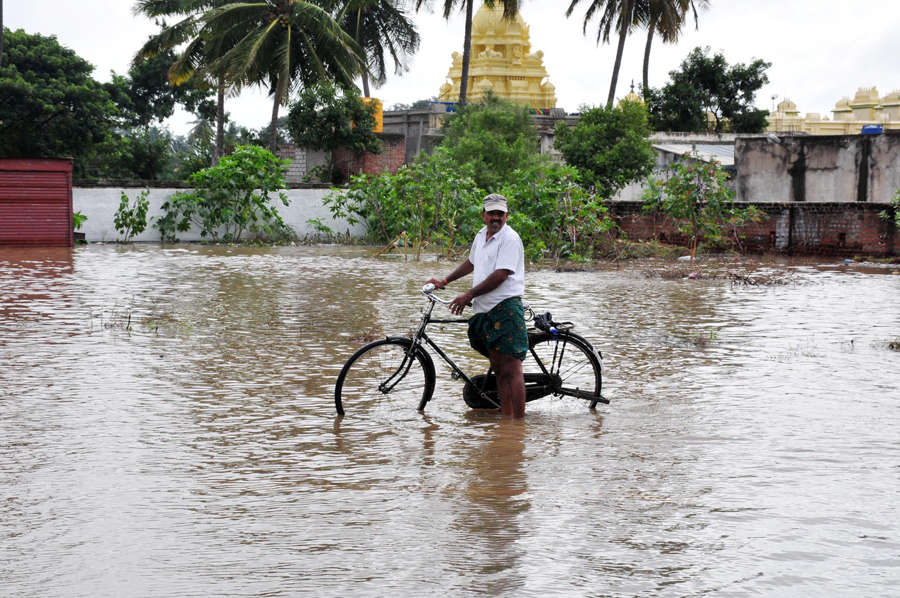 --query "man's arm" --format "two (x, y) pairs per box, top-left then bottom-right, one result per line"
(428, 259), (474, 289)
(448, 268), (511, 315)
